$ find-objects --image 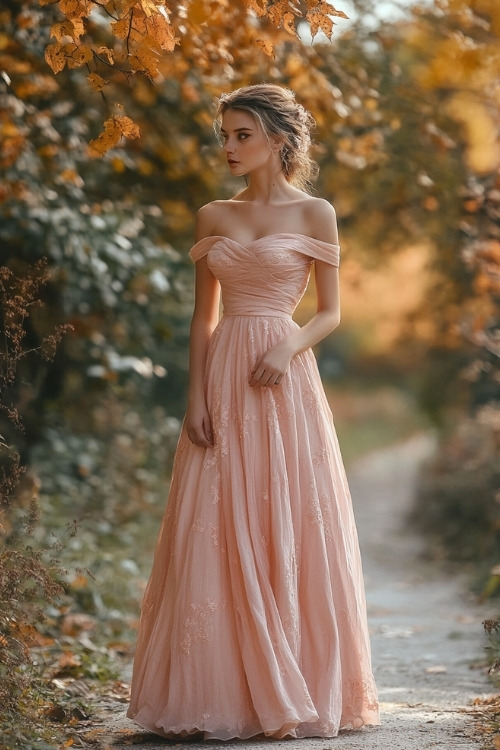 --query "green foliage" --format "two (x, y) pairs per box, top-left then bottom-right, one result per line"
(413, 414), (499, 567)
(0, 263), (69, 749)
